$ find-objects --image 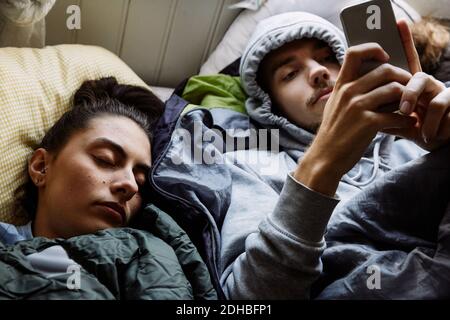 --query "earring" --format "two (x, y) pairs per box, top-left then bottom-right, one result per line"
(41, 167), (47, 174)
